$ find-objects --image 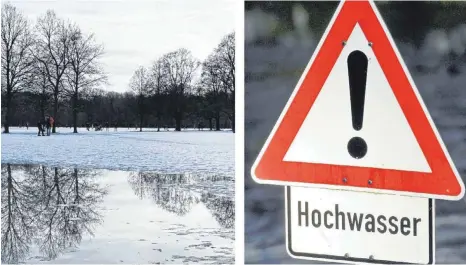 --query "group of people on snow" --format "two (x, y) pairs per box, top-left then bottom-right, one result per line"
(86, 122), (117, 132)
(37, 116), (54, 136)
